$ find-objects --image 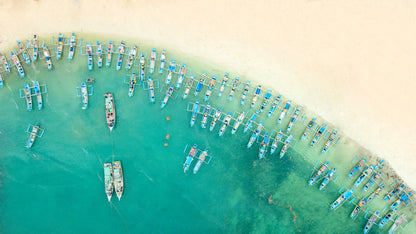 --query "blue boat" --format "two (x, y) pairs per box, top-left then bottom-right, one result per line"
(354, 165), (373, 187)
(363, 211), (380, 234)
(10, 51), (25, 78)
(116, 41), (126, 71)
(204, 75), (217, 101)
(311, 124), (327, 147)
(277, 100), (292, 125)
(243, 111), (259, 133)
(389, 214), (406, 234)
(209, 108), (222, 131)
(309, 161), (329, 185)
(0, 73), (3, 88)
(286, 106), (302, 133)
(390, 192), (413, 211)
(106, 40), (113, 67)
(231, 112), (245, 134)
(385, 184), (405, 201)
(161, 85), (174, 109)
(348, 158), (366, 178)
(26, 123), (40, 149)
(159, 50), (166, 73)
(279, 134), (293, 159)
(183, 144), (198, 173)
(42, 46), (52, 70)
(258, 133), (271, 159)
(267, 95), (282, 118)
(250, 85), (262, 108)
(363, 171), (383, 192)
(149, 48), (156, 74)
(378, 212), (393, 228)
(319, 168), (337, 190)
(247, 122), (264, 149)
(139, 54), (145, 81)
(200, 103), (211, 128)
(260, 90), (272, 112)
(330, 189), (354, 210)
(32, 35), (38, 62)
(228, 77), (240, 101)
(194, 72), (206, 96)
(126, 45), (137, 70)
(17, 40), (31, 65)
(68, 33), (76, 61)
(24, 84), (32, 111)
(322, 130), (338, 154)
(165, 59), (176, 85)
(270, 130), (283, 155)
(86, 43), (93, 71)
(96, 41), (103, 68)
(218, 114), (232, 136)
(218, 73), (229, 98)
(147, 76), (155, 103)
(240, 81), (251, 105)
(176, 63), (187, 89)
(0, 52), (11, 73)
(190, 101), (200, 127)
(302, 117), (316, 140)
(182, 76), (194, 99)
(350, 197), (367, 219)
(80, 81), (88, 109)
(33, 81), (42, 110)
(56, 33), (64, 60)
